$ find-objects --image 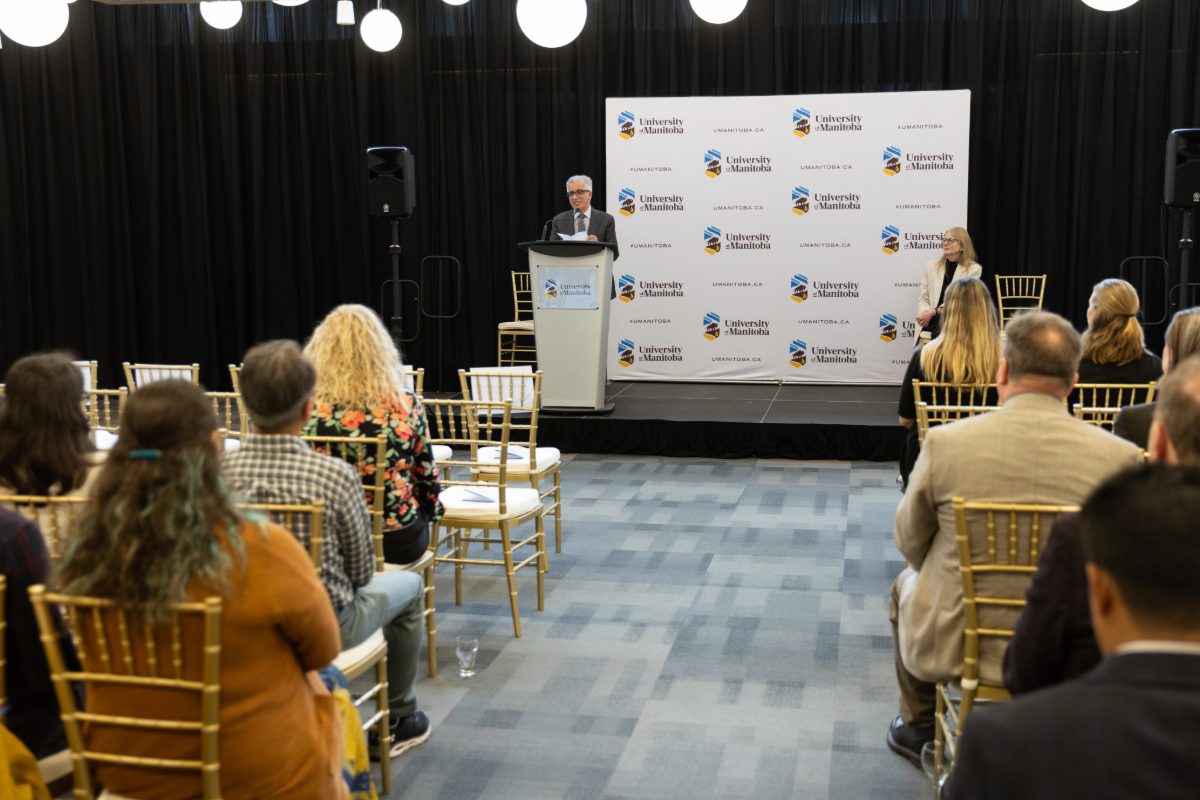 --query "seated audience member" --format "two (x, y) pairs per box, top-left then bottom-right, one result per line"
(1, 507), (81, 761)
(949, 464), (1200, 800)
(1076, 278), (1162, 385)
(222, 340), (431, 758)
(55, 380), (346, 800)
(302, 304), (443, 565)
(887, 311), (1141, 767)
(1114, 306), (1200, 448)
(1004, 354), (1200, 695)
(0, 352), (103, 539)
(897, 277), (1000, 488)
